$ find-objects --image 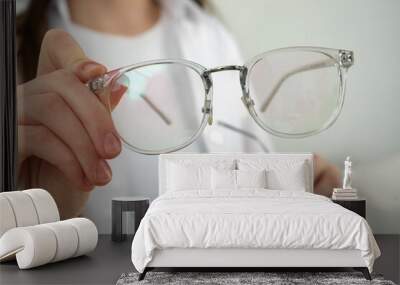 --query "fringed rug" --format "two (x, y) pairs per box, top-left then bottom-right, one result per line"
(116, 271), (396, 285)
